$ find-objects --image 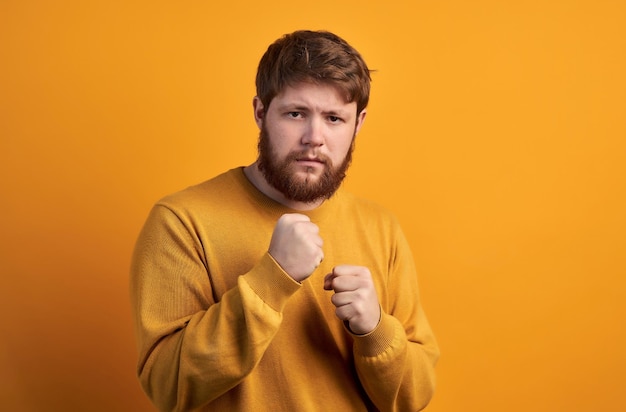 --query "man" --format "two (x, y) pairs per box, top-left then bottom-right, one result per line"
(130, 30), (439, 411)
